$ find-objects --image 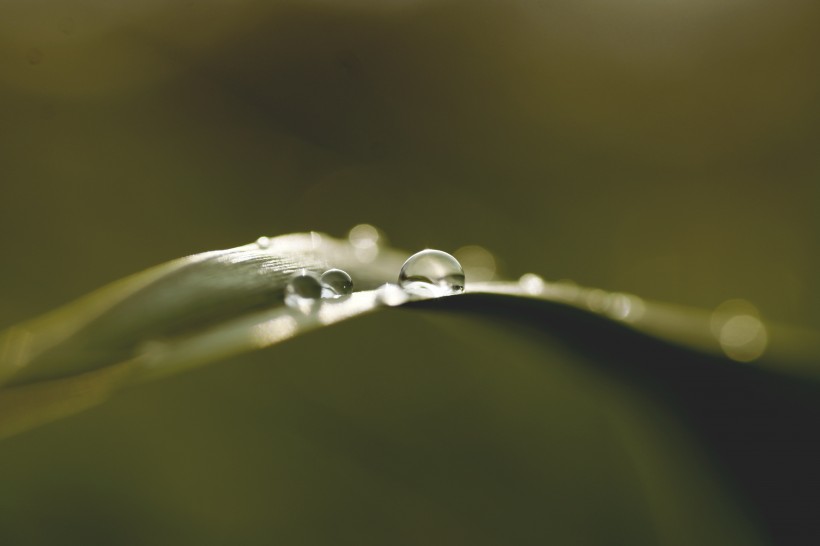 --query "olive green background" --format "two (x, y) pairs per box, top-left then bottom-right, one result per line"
(1, 1), (819, 544)
(1, 0), (818, 329)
